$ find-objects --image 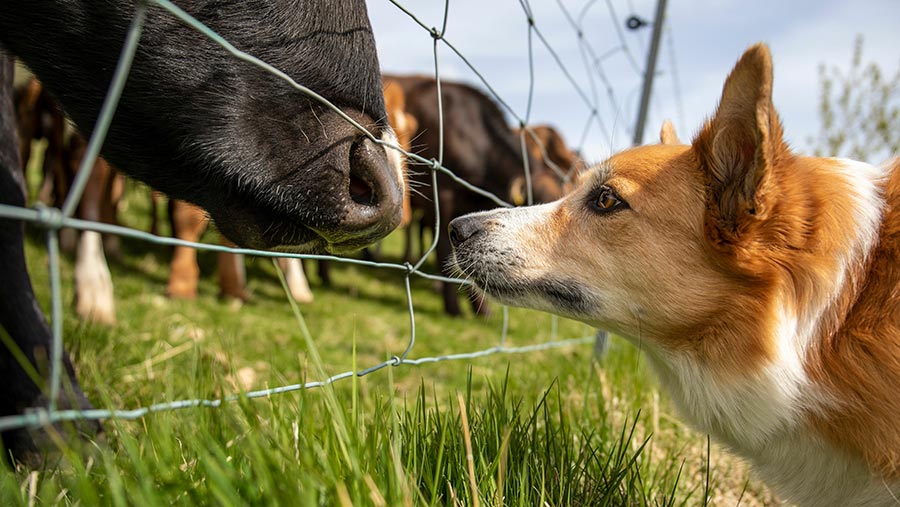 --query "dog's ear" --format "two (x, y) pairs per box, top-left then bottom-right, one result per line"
(659, 120), (681, 145)
(692, 43), (789, 242)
